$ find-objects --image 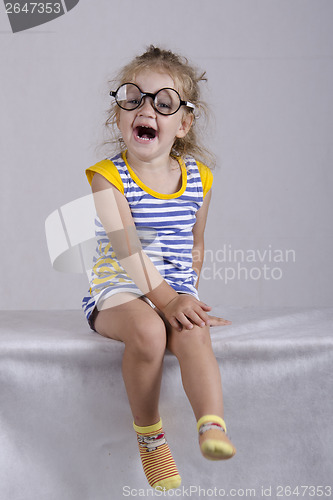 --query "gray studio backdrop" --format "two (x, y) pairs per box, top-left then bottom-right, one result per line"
(1, 0), (332, 311)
